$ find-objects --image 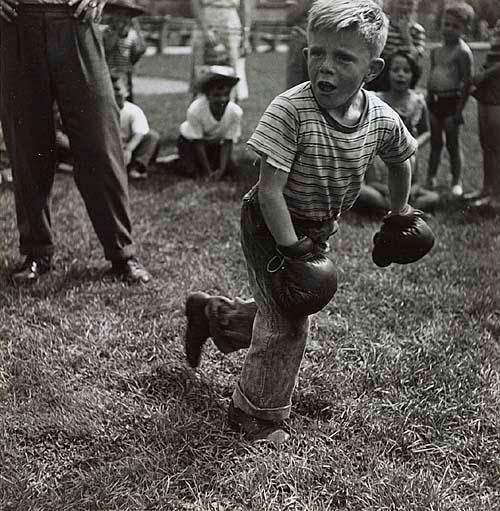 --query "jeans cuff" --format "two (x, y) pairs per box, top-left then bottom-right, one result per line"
(232, 383), (291, 422)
